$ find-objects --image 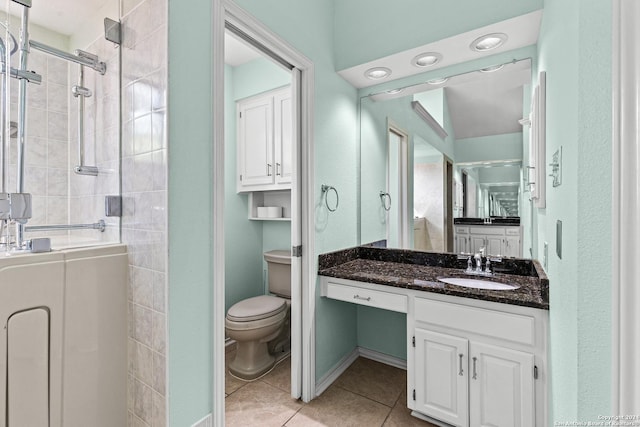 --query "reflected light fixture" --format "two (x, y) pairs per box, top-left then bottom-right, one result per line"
(427, 77), (448, 85)
(365, 67), (392, 80)
(480, 64), (505, 73)
(470, 33), (508, 51)
(386, 88), (404, 95)
(411, 52), (442, 68)
(411, 101), (448, 139)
